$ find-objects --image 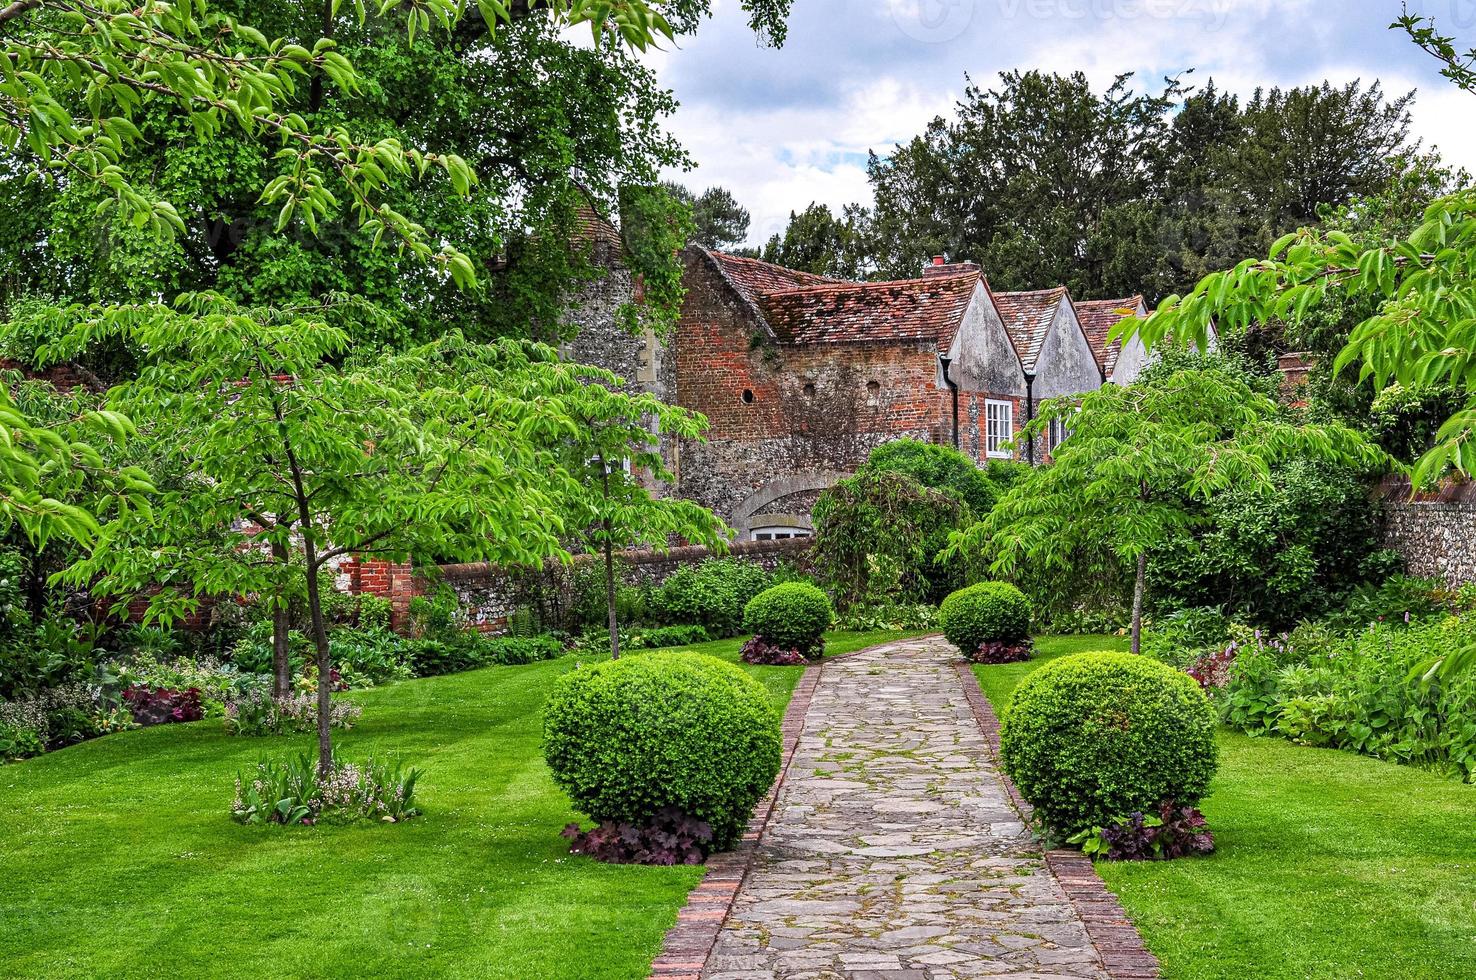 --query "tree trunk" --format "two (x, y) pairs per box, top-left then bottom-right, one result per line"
(605, 537), (620, 661)
(271, 601), (292, 699)
(1131, 551), (1146, 656)
(271, 542), (292, 699)
(302, 555), (334, 780)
